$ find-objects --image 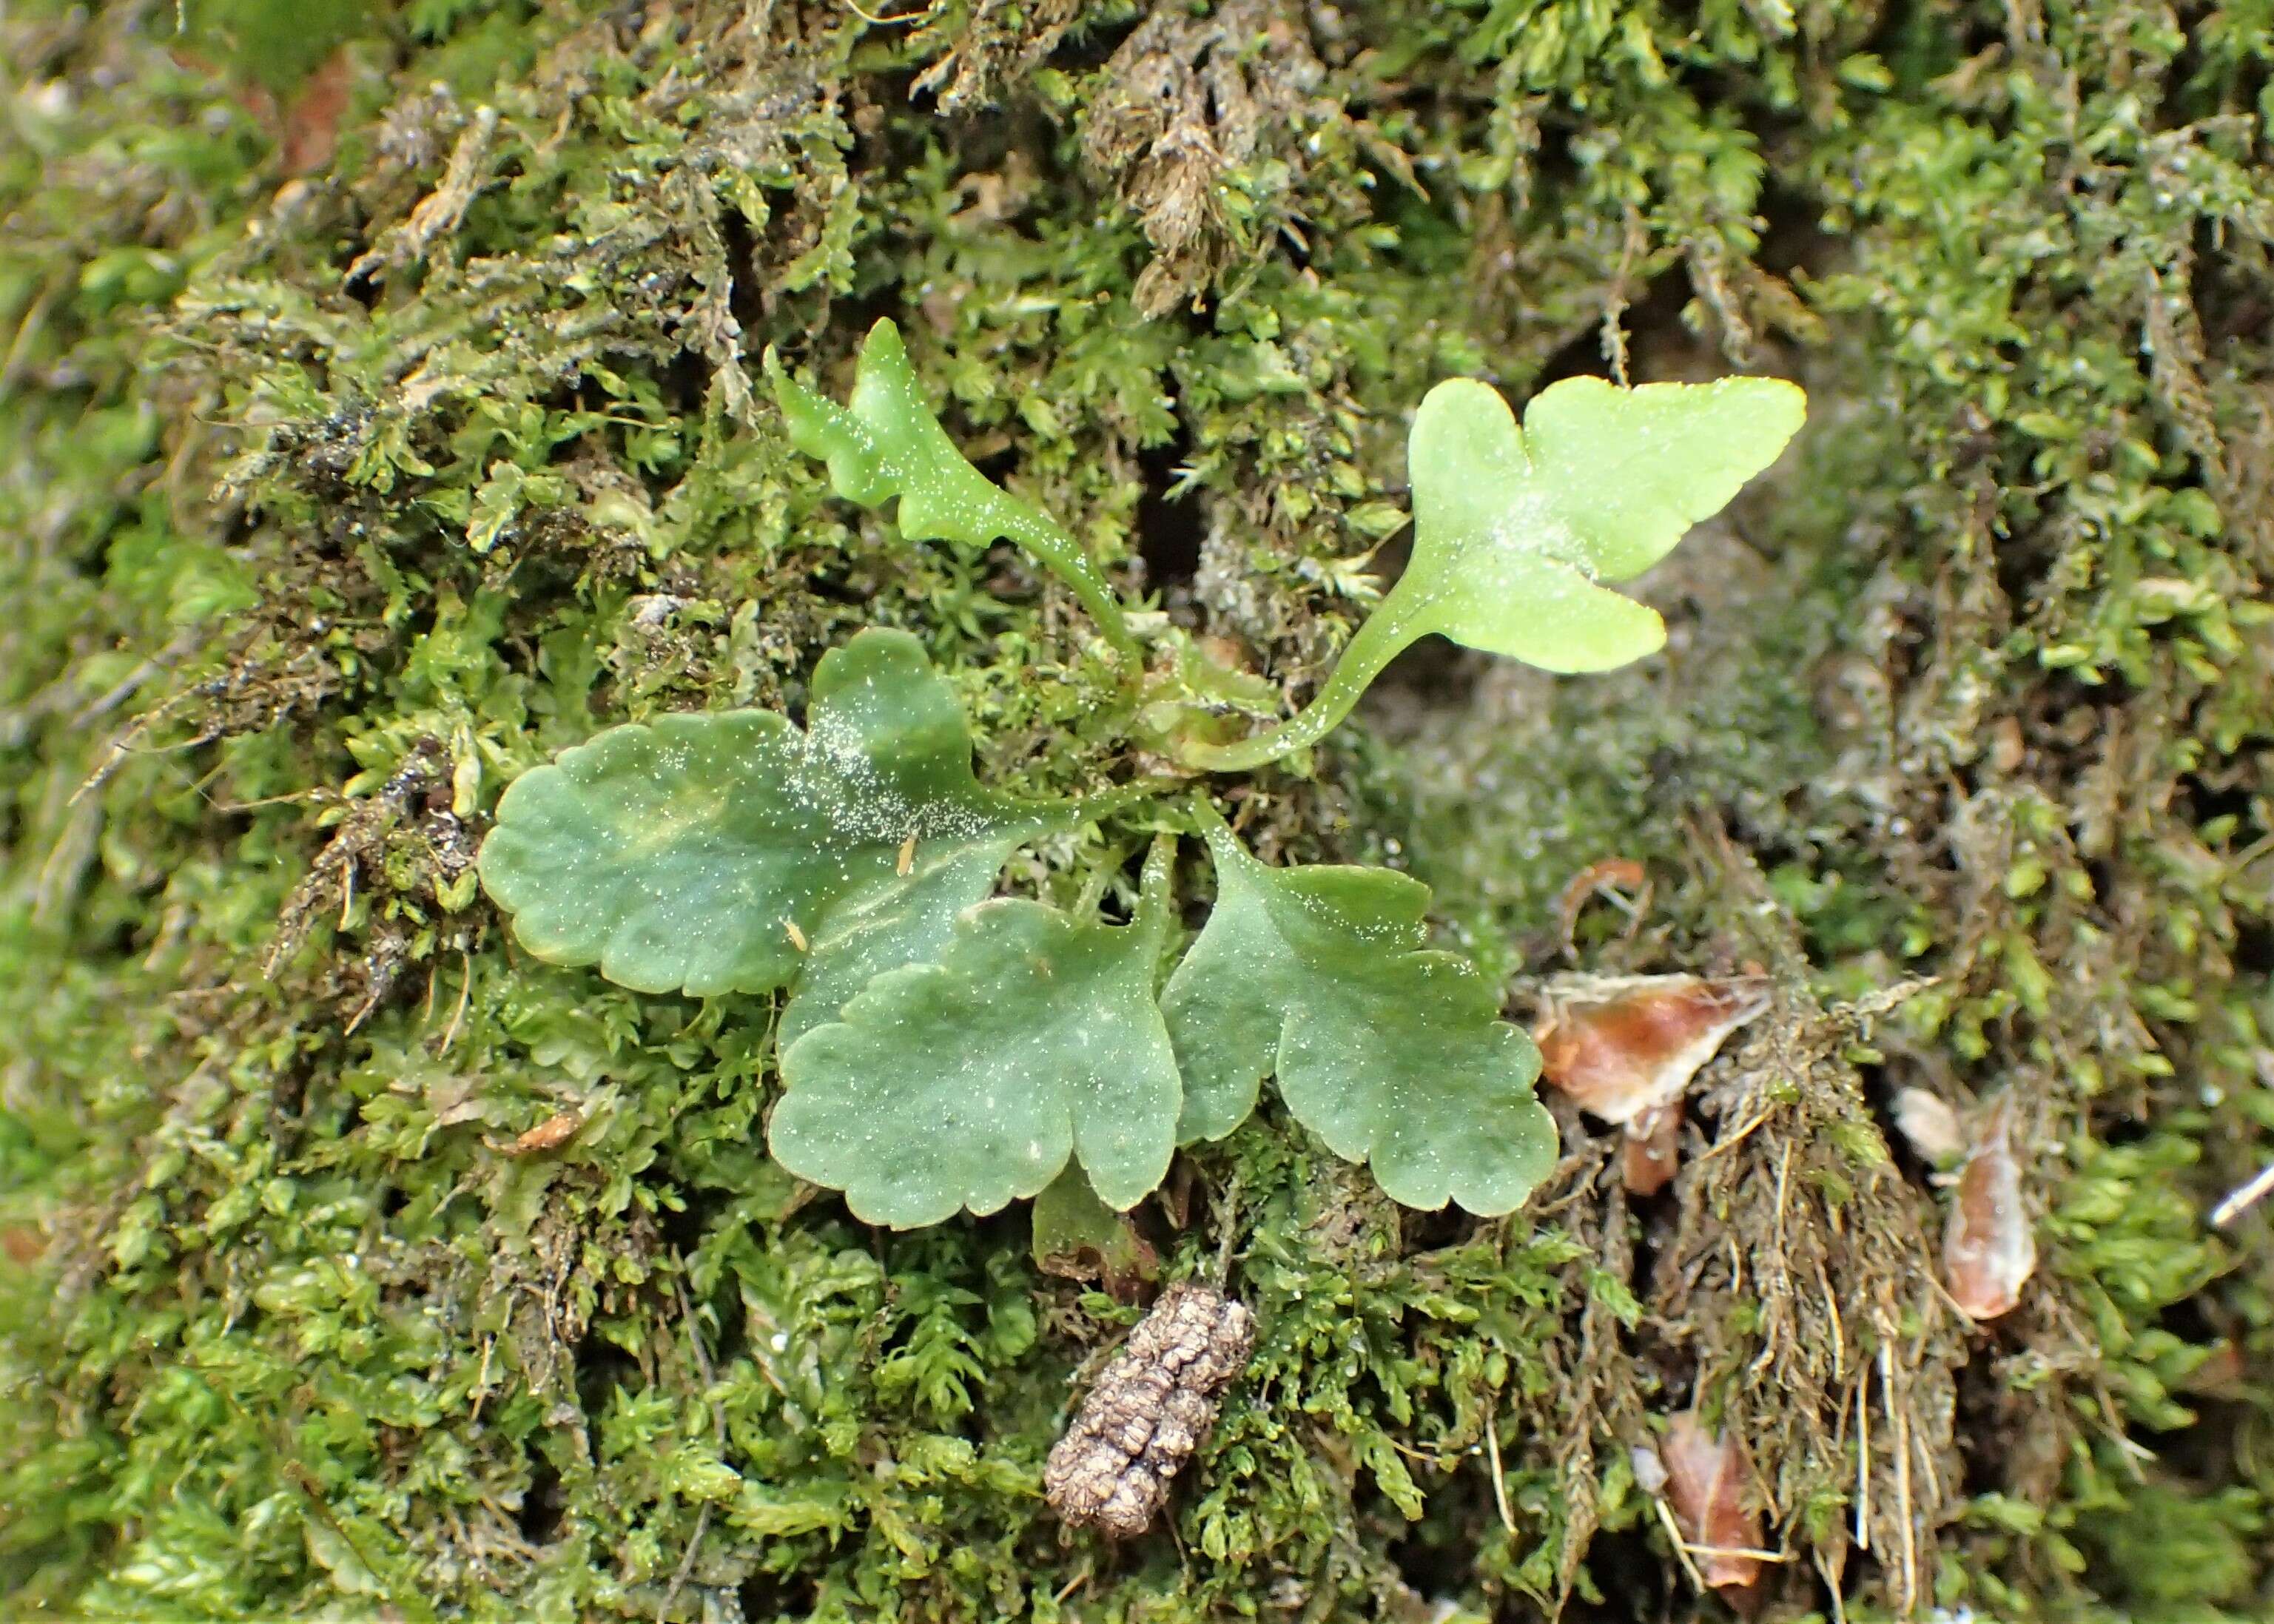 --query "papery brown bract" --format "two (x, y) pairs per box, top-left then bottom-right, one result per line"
(1662, 1412), (1766, 1597)
(1535, 974), (1772, 1125)
(1893, 1086), (1967, 1166)
(1944, 1092), (2036, 1321)
(1535, 974), (1769, 1191)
